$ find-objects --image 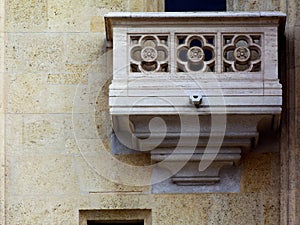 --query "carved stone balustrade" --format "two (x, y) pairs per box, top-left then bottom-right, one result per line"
(105, 12), (286, 192)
